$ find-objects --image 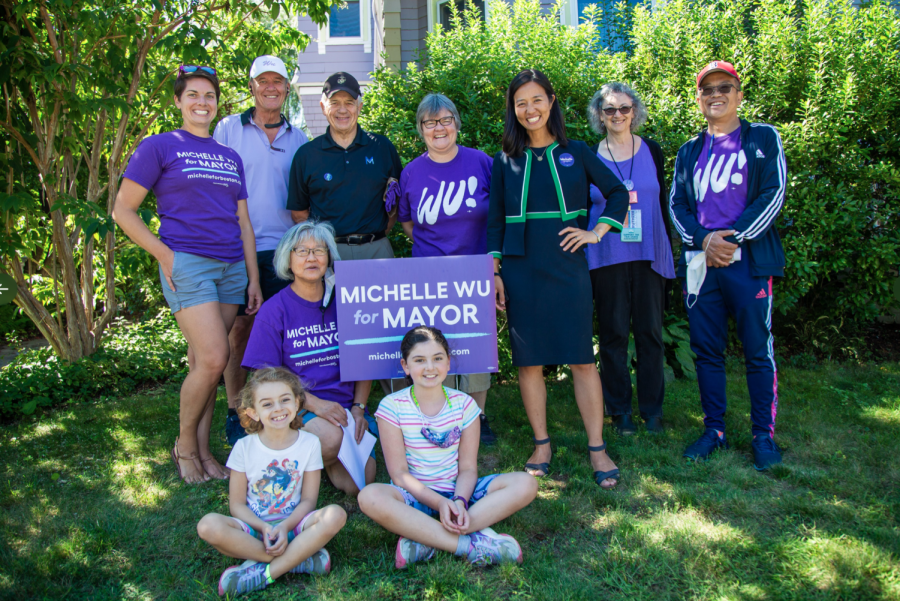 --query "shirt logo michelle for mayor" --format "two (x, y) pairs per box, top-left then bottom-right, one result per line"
(559, 153), (575, 167)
